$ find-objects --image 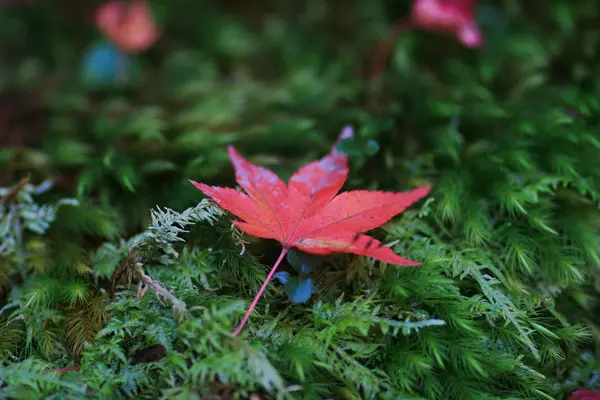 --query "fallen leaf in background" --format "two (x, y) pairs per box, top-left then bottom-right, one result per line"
(190, 125), (430, 335)
(95, 0), (160, 53)
(411, 0), (483, 48)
